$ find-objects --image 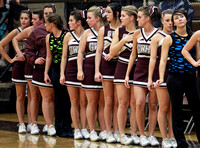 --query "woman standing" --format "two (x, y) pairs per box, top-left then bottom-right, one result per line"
(95, 3), (121, 143)
(104, 5), (139, 145)
(60, 10), (89, 140)
(25, 5), (56, 136)
(0, 10), (32, 133)
(156, 10), (200, 147)
(147, 9), (177, 147)
(125, 6), (161, 147)
(77, 6), (106, 142)
(12, 9), (44, 134)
